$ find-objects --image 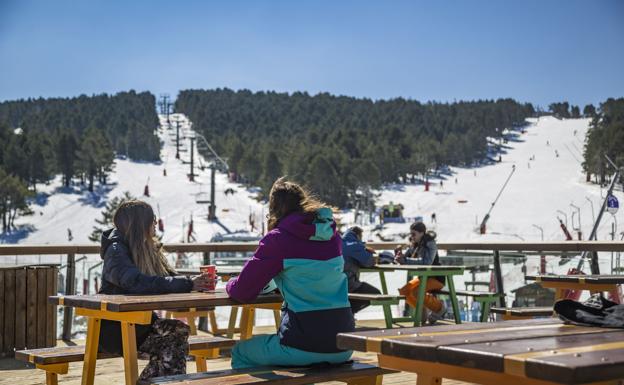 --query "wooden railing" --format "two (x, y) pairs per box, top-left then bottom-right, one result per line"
(1, 241), (623, 339)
